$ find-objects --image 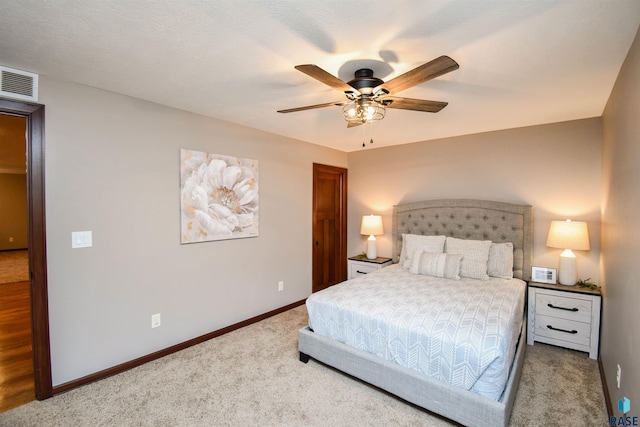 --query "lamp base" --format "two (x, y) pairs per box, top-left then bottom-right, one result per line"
(558, 250), (577, 286)
(366, 237), (377, 260)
